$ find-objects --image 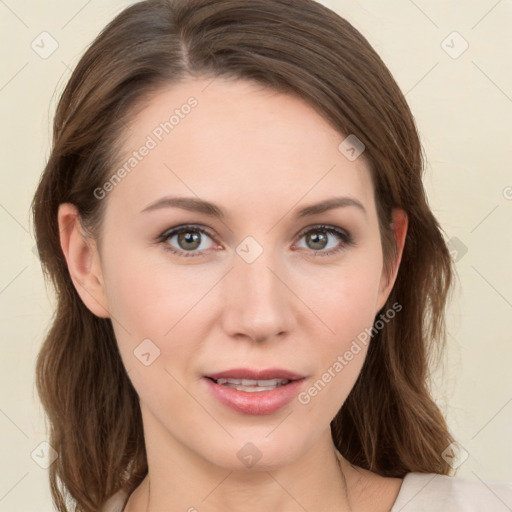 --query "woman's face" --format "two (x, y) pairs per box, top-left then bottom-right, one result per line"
(64, 77), (406, 469)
